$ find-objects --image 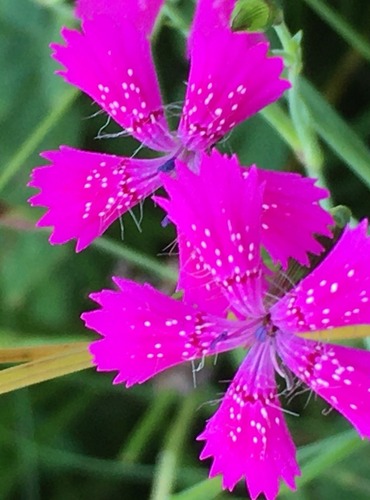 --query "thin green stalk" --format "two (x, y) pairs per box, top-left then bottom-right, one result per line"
(120, 389), (177, 463)
(0, 89), (78, 193)
(172, 430), (368, 499)
(150, 394), (200, 500)
(170, 477), (222, 500)
(280, 430), (366, 496)
(92, 237), (178, 284)
(274, 23), (327, 194)
(303, 0), (370, 62)
(300, 78), (370, 190)
(259, 102), (301, 152)
(162, 3), (189, 37)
